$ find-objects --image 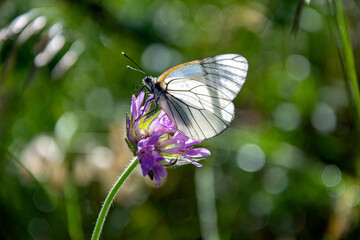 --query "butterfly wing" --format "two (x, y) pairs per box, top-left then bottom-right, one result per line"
(157, 54), (248, 141)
